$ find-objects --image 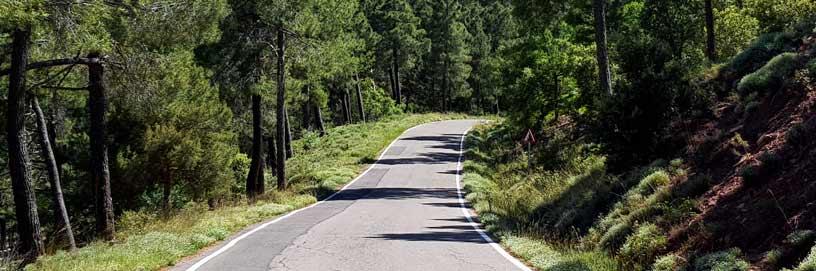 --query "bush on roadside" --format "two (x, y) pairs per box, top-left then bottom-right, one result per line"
(598, 222), (633, 251)
(692, 248), (750, 271)
(634, 170), (671, 196)
(790, 245), (816, 271)
(726, 32), (794, 79)
(653, 254), (687, 271)
(619, 223), (669, 269)
(738, 53), (802, 95)
(620, 223), (668, 268)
